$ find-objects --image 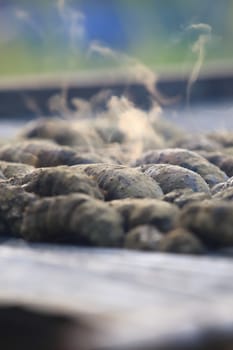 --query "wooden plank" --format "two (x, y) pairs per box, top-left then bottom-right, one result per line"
(0, 241), (233, 349)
